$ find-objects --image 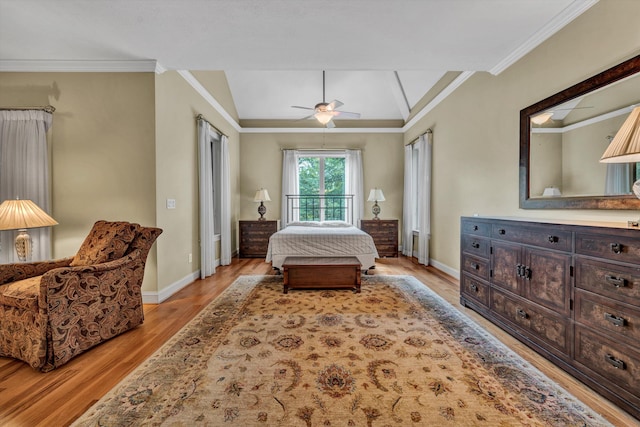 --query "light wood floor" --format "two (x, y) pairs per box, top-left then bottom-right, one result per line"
(0, 256), (637, 427)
